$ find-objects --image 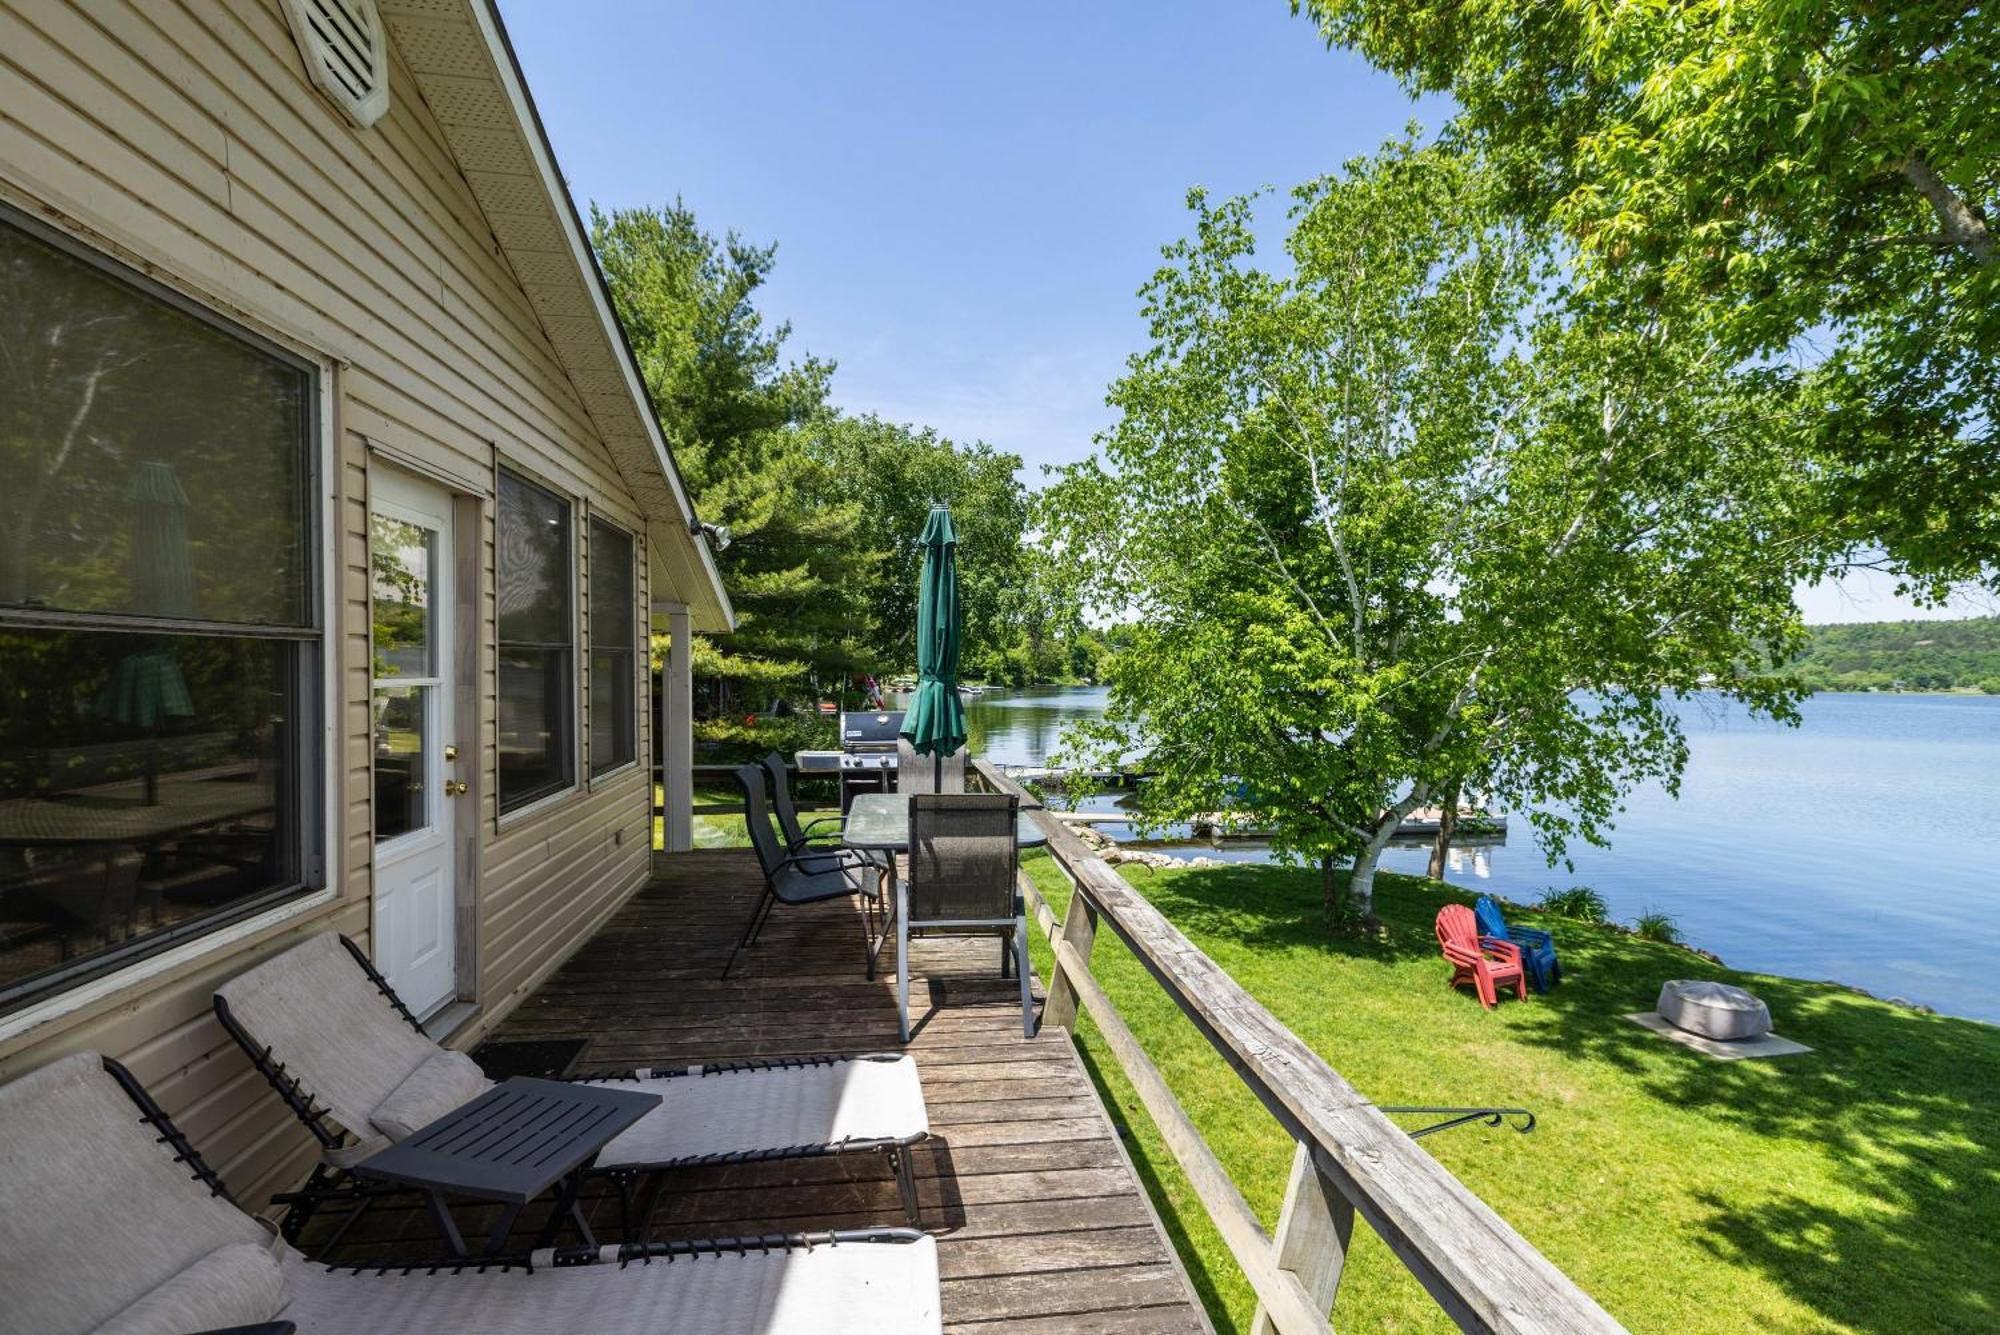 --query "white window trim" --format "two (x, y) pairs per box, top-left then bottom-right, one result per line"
(493, 781), (586, 831)
(494, 461), (582, 824)
(0, 888), (338, 1047)
(0, 322), (340, 1044)
(589, 763), (645, 788)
